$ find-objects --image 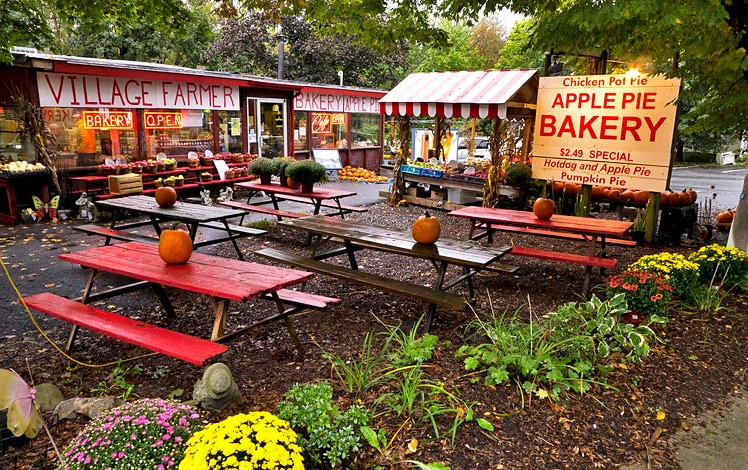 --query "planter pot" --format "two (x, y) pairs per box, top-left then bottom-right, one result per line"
(260, 174), (272, 185)
(287, 178), (300, 190)
(300, 182), (314, 193)
(279, 175), (288, 187)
